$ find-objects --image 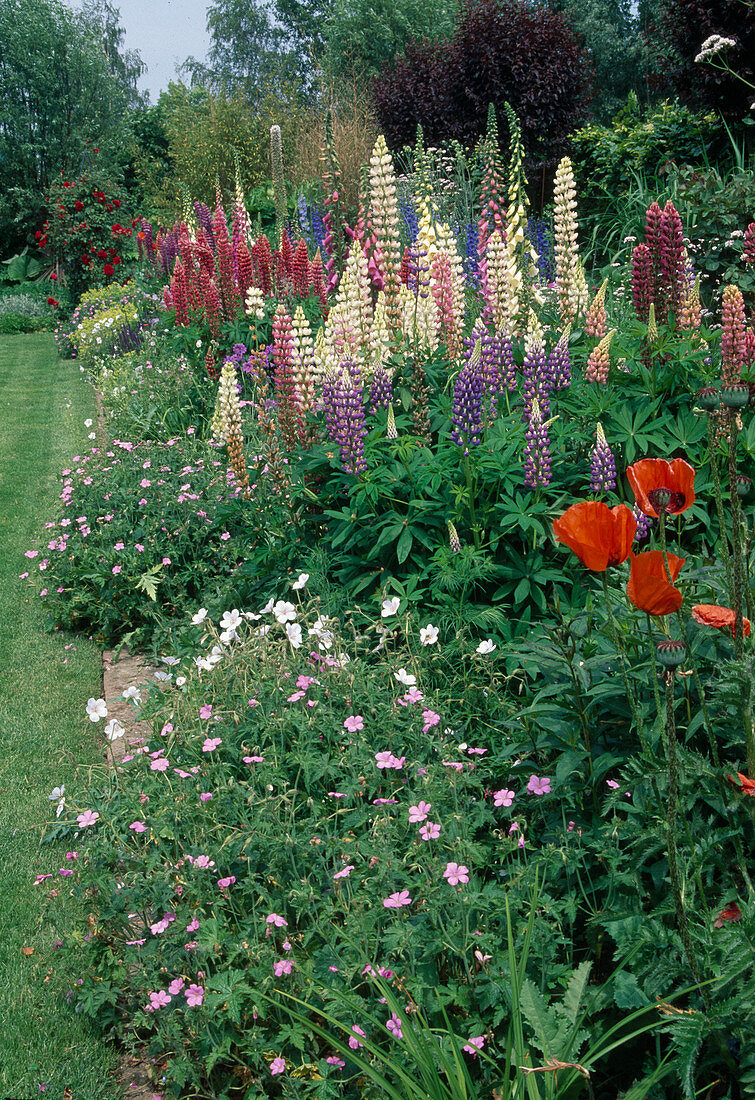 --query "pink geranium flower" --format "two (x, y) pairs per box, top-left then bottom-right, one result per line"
(527, 774), (552, 795)
(408, 801), (431, 823)
(349, 1025), (366, 1049)
(443, 862), (470, 886)
(202, 737), (222, 752)
(148, 990), (171, 1010)
(493, 788), (515, 807)
(150, 757), (170, 772)
(375, 751), (395, 769)
(185, 983), (204, 1006)
(129, 820), (147, 833)
(273, 959), (293, 976)
(383, 890), (412, 909)
(343, 715), (364, 732)
(270, 1057), (285, 1075)
(199, 704), (213, 719)
(463, 1035), (485, 1056)
(266, 912), (288, 927)
(76, 810), (99, 828)
(333, 865), (354, 880)
(419, 821), (441, 841)
(386, 1013), (403, 1038)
